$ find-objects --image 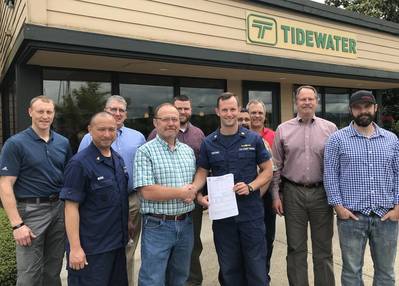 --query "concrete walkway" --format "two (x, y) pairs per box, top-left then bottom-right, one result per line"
(62, 213), (399, 285)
